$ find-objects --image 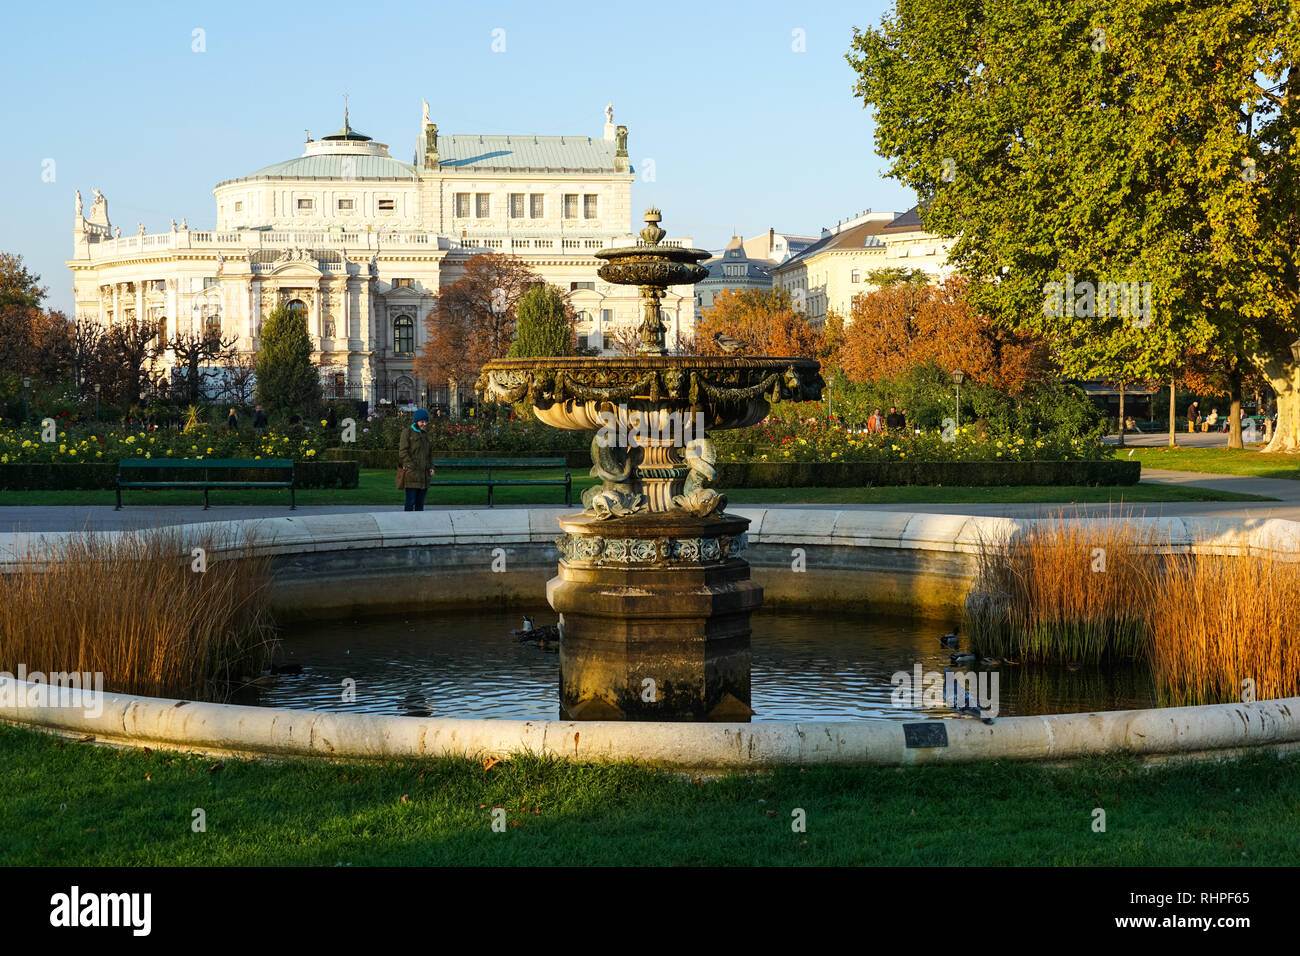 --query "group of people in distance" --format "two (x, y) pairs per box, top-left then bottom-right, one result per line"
(865, 405), (908, 434)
